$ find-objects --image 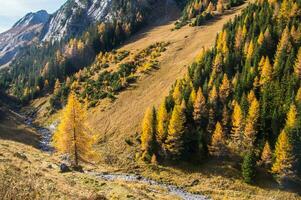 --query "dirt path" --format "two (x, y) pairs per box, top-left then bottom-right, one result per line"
(89, 3), (247, 164)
